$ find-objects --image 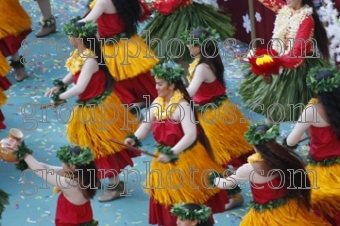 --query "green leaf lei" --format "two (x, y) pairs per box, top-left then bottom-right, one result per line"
(170, 203), (212, 223)
(13, 141), (34, 171)
(244, 123), (280, 145)
(306, 66), (340, 94)
(155, 144), (179, 163)
(180, 27), (221, 48)
(64, 16), (97, 38)
(0, 189), (10, 220)
(281, 136), (298, 150)
(56, 146), (94, 166)
(125, 133), (142, 149)
(151, 64), (184, 84)
(307, 154), (340, 166)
